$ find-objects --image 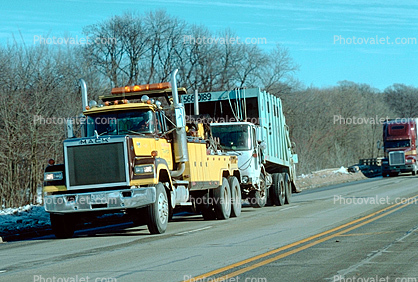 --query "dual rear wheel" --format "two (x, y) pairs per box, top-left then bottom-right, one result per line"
(199, 176), (242, 220)
(269, 172), (291, 206)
